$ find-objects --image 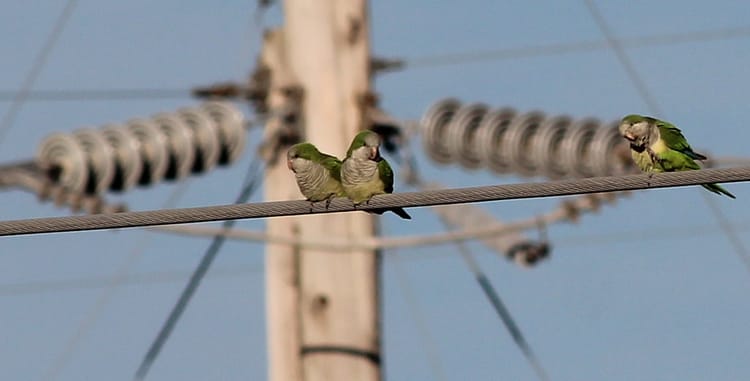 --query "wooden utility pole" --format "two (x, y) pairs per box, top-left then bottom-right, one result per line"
(263, 1), (379, 381)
